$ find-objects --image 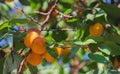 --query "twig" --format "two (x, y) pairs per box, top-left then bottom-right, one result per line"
(15, 0), (75, 32)
(55, 9), (75, 18)
(41, 28), (76, 31)
(18, 47), (26, 55)
(17, 50), (31, 74)
(14, 7), (41, 25)
(79, 0), (87, 8)
(33, 11), (48, 15)
(15, 0), (59, 32)
(39, 0), (59, 31)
